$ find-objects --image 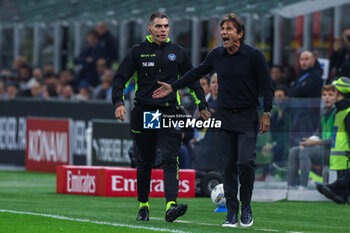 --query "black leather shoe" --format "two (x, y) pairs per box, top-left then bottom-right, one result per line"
(322, 186), (347, 204)
(222, 213), (238, 228)
(316, 184), (324, 195)
(136, 206), (149, 221)
(165, 203), (188, 222)
(240, 204), (253, 227)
